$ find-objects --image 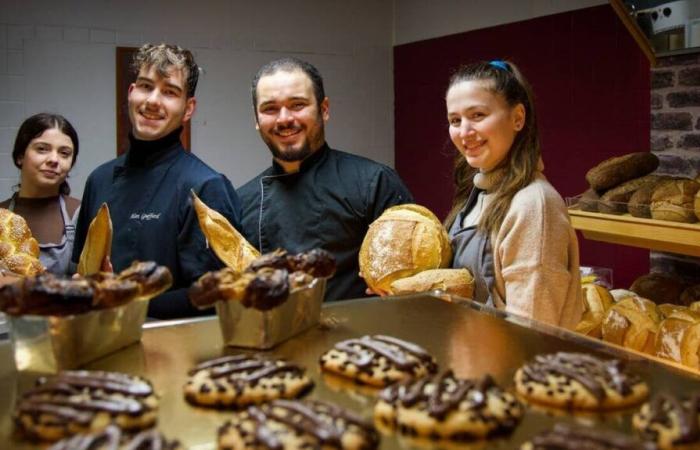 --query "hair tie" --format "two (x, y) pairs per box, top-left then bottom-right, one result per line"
(489, 60), (509, 71)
